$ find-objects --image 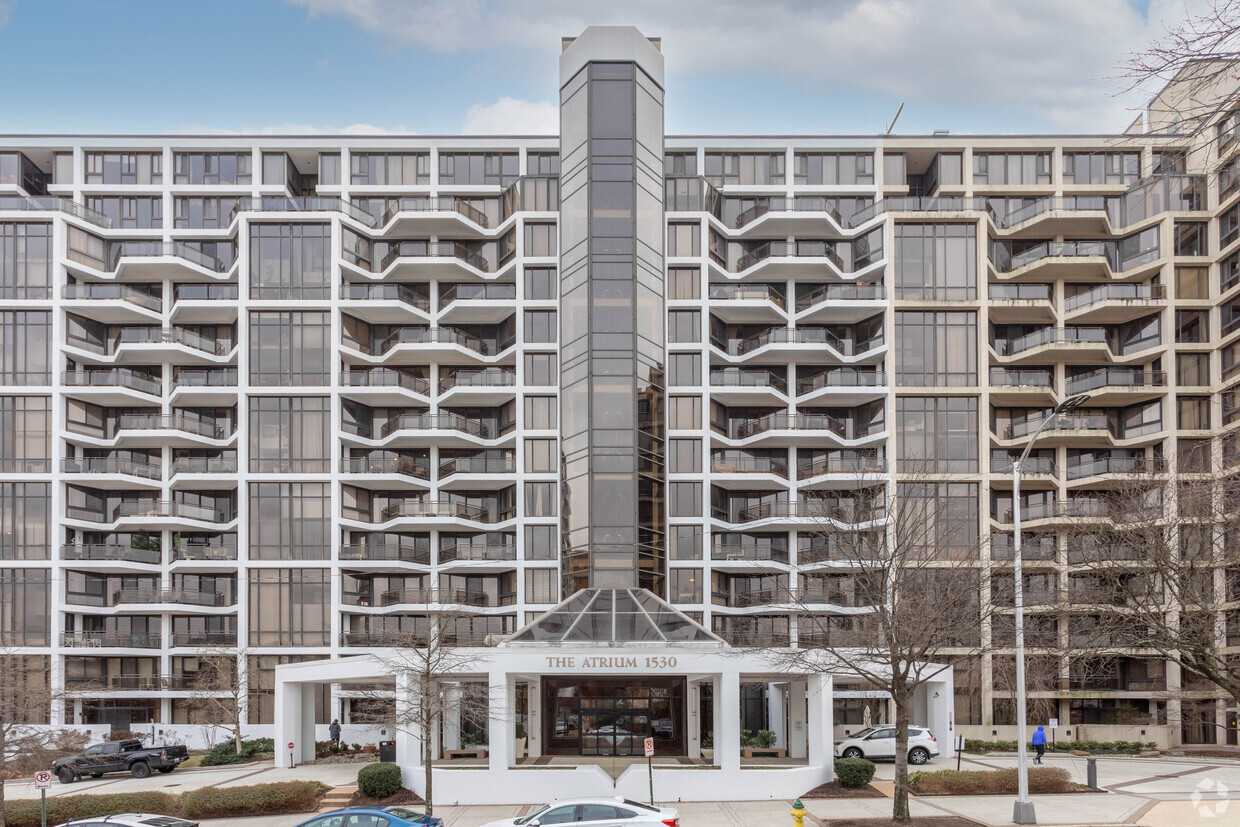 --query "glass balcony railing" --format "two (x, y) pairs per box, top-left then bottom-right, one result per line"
(170, 368), (238, 390)
(61, 631), (161, 649)
(227, 196), (378, 228)
(796, 368), (886, 394)
(378, 196), (489, 228)
(711, 541), (789, 564)
(734, 195), (844, 228)
(342, 368), (430, 395)
(795, 283), (885, 310)
(114, 413), (235, 440)
(378, 241), (489, 272)
(439, 368), (518, 391)
(173, 284), (239, 301)
(1066, 455), (1164, 479)
(113, 587), (231, 607)
(171, 544), (238, 561)
(728, 412), (883, 440)
(170, 455), (238, 475)
(708, 368), (787, 393)
(988, 283), (1052, 302)
(709, 454), (789, 477)
(797, 450), (885, 477)
(1064, 283), (1165, 312)
(170, 631), (237, 647)
(62, 283), (162, 311)
(1004, 413), (1112, 439)
(61, 543), (161, 565)
(112, 500), (233, 523)
(723, 327), (881, 357)
(371, 326), (513, 357)
(61, 456), (162, 479)
(989, 368), (1053, 388)
(439, 541), (518, 562)
(342, 283), (430, 310)
(0, 194), (112, 227)
(439, 452), (515, 476)
(1065, 368), (1166, 394)
(63, 368), (161, 395)
(377, 500), (494, 523)
(340, 455), (431, 478)
(439, 283), (517, 308)
(735, 240), (846, 272)
(707, 282), (787, 308)
(999, 326), (1107, 356)
(378, 412), (492, 440)
(340, 539), (432, 565)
